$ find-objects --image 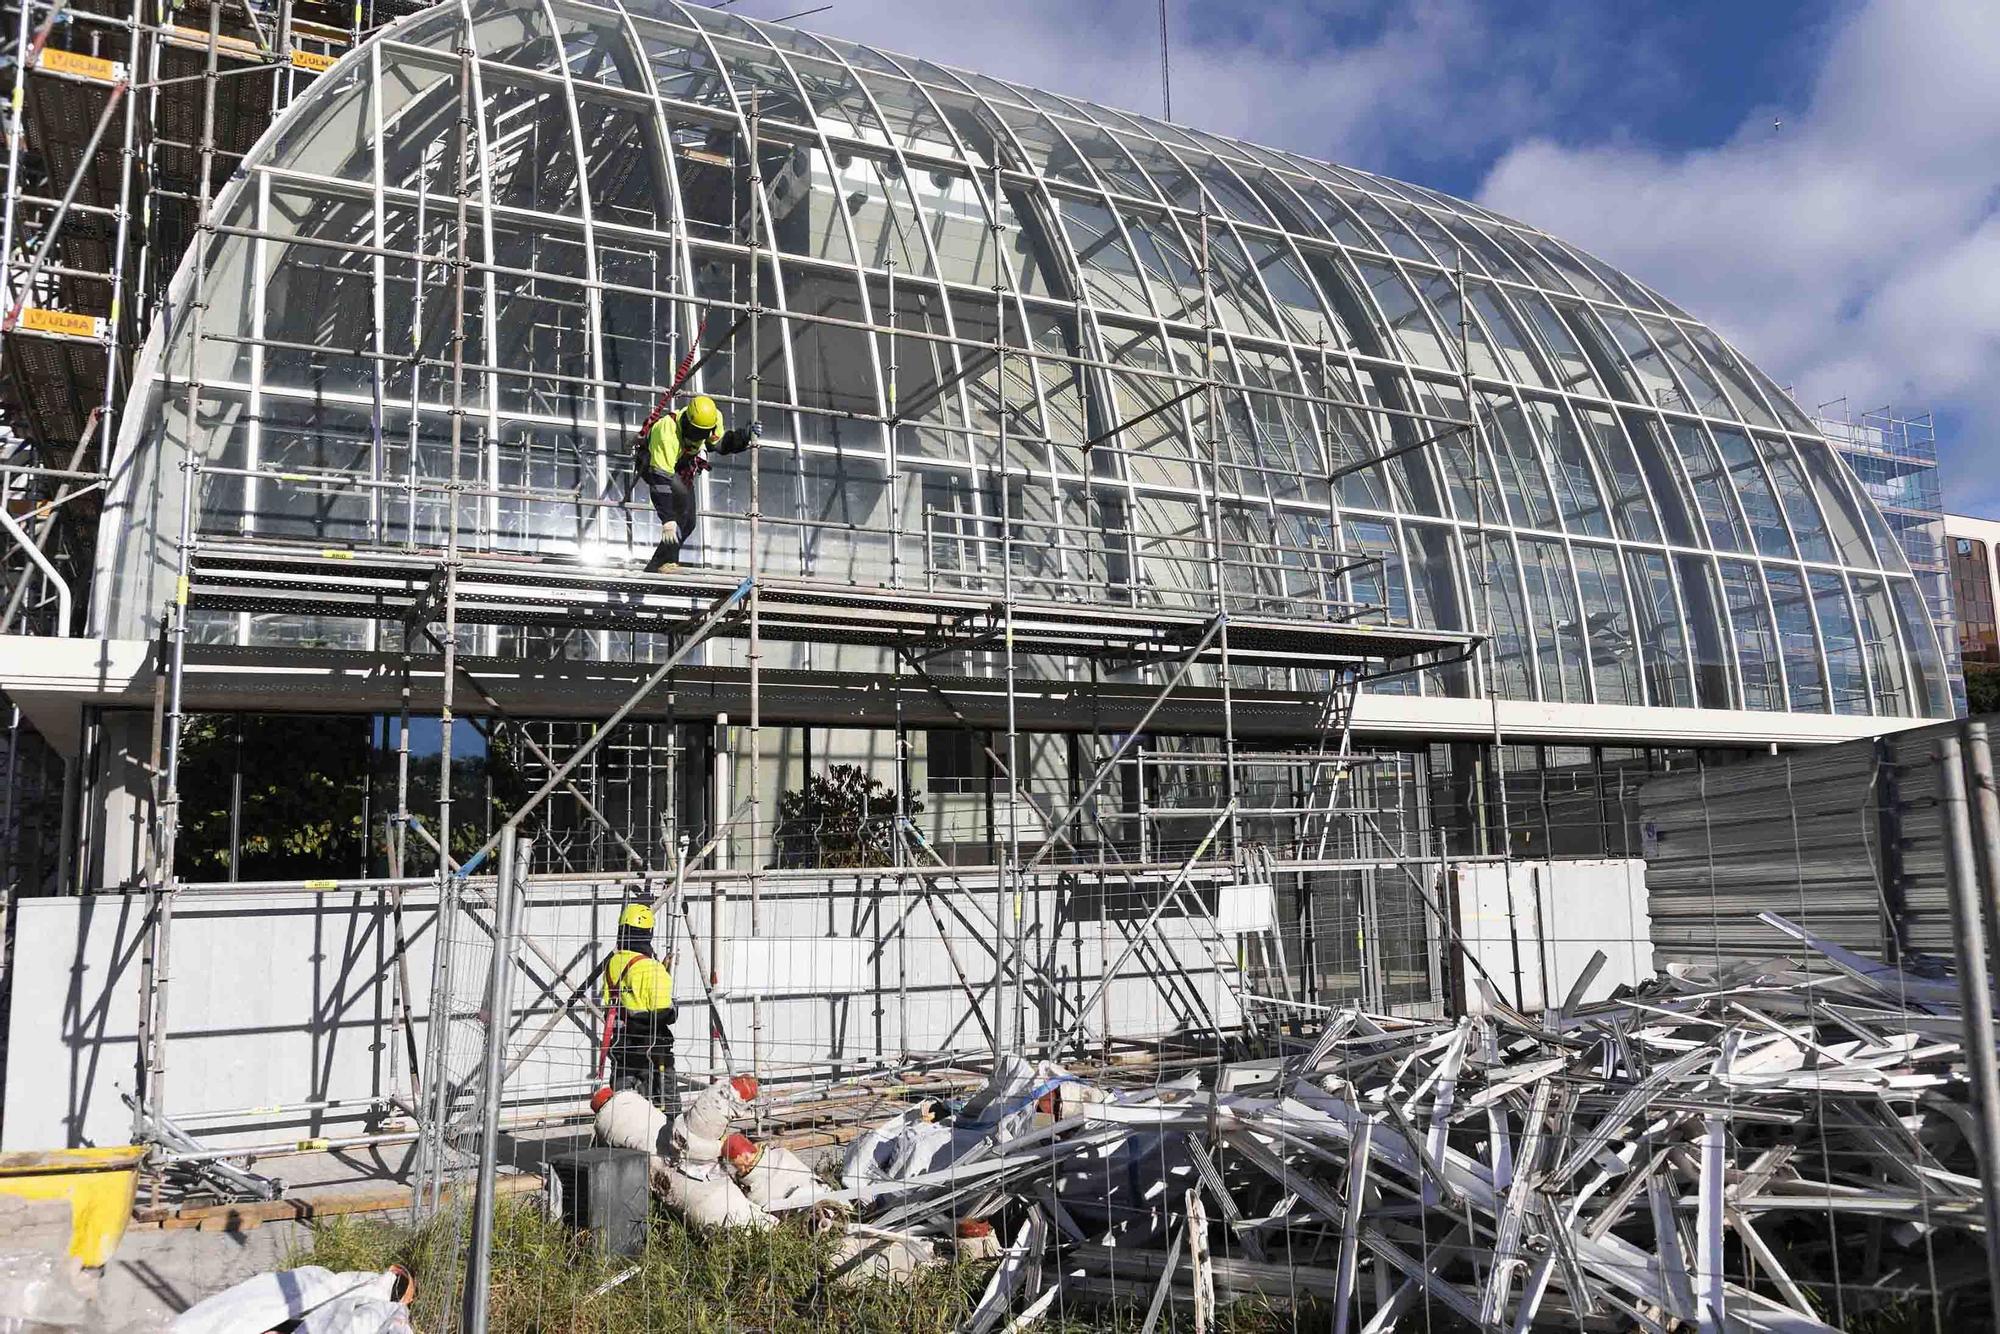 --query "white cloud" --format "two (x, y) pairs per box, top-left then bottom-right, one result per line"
(764, 0), (1639, 175)
(1477, 0), (2000, 512)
